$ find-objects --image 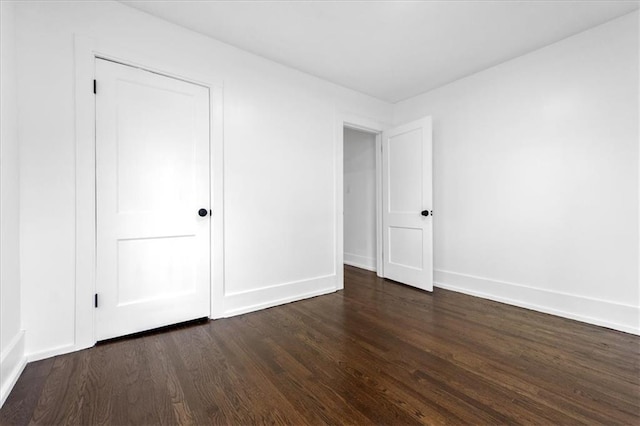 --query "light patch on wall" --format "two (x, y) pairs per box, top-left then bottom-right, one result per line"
(540, 94), (576, 118)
